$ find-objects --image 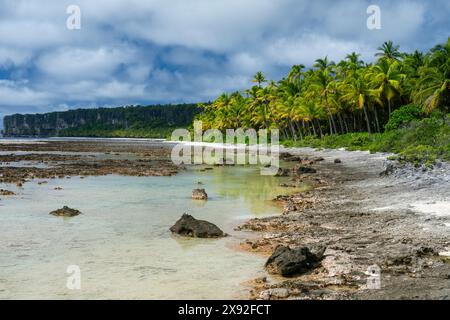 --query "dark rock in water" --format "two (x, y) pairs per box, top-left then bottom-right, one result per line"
(192, 188), (208, 200)
(279, 152), (294, 160)
(0, 189), (15, 196)
(275, 168), (290, 177)
(284, 156), (302, 162)
(292, 165), (317, 175)
(49, 206), (81, 217)
(170, 214), (226, 238)
(334, 158), (342, 164)
(273, 195), (291, 202)
(312, 157), (325, 162)
(265, 245), (325, 276)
